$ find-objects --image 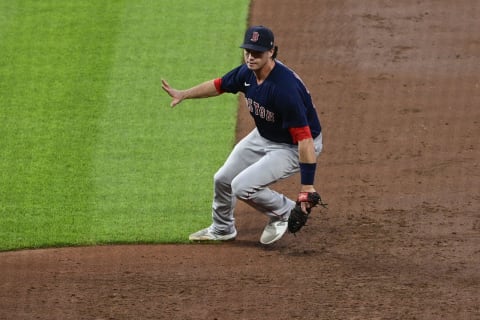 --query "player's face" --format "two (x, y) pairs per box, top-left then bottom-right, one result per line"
(243, 49), (272, 70)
